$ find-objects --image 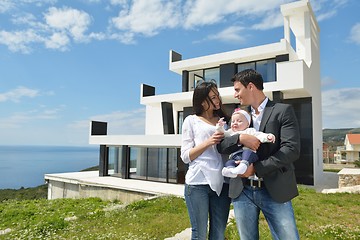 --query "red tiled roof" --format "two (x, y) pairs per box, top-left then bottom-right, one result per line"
(347, 134), (360, 144)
